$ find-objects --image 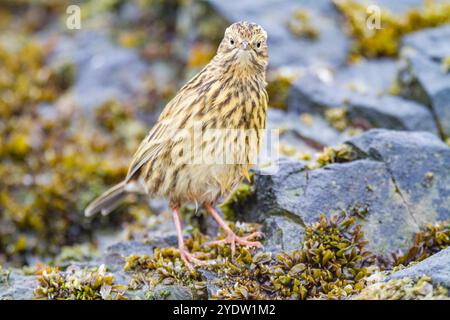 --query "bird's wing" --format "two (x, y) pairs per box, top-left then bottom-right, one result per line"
(125, 122), (168, 182)
(124, 87), (201, 182)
